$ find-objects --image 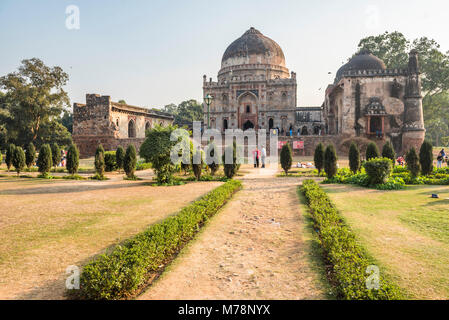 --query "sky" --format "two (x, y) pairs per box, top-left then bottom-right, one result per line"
(1, 0), (449, 109)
